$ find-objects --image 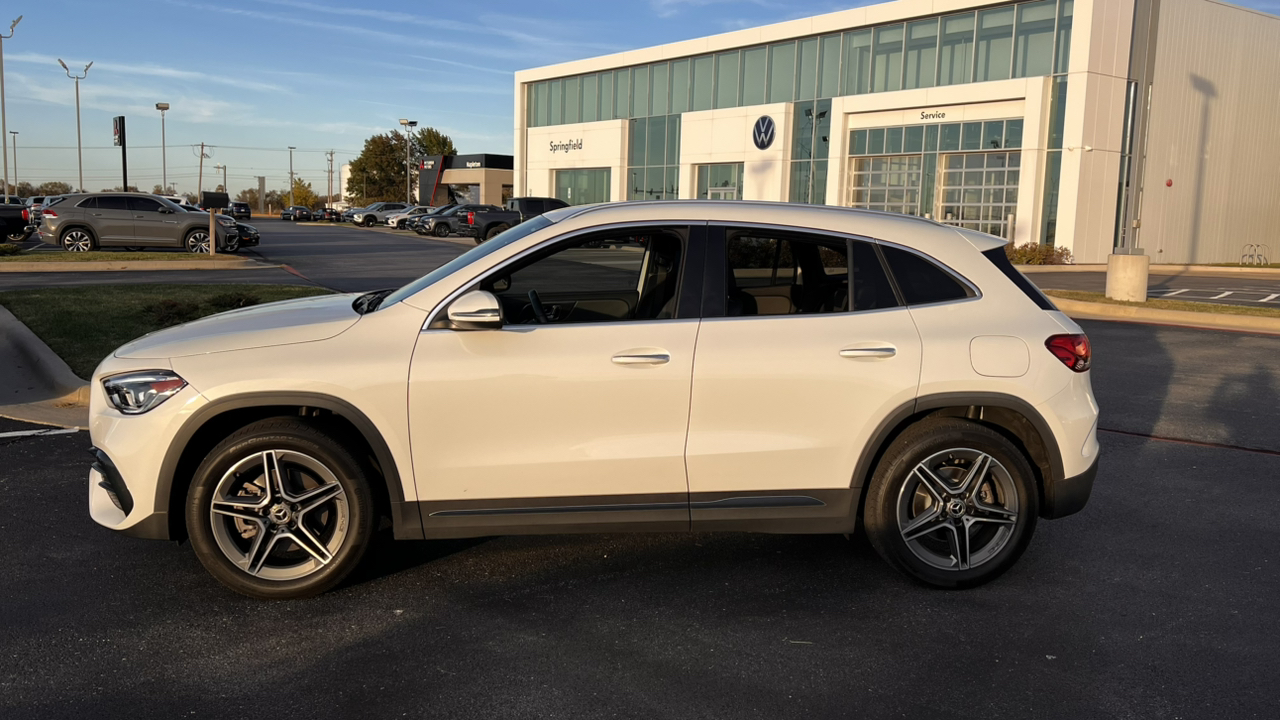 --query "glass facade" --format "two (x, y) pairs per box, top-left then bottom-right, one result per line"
(848, 118), (1024, 237)
(697, 163), (745, 199)
(790, 99), (832, 204)
(526, 0), (1074, 128)
(628, 115), (681, 200)
(555, 168), (611, 206)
